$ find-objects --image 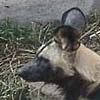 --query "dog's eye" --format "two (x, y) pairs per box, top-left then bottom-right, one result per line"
(54, 38), (61, 44)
